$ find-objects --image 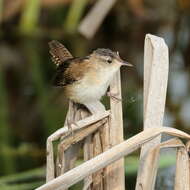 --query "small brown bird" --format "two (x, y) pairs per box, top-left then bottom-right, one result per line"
(49, 40), (132, 113)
